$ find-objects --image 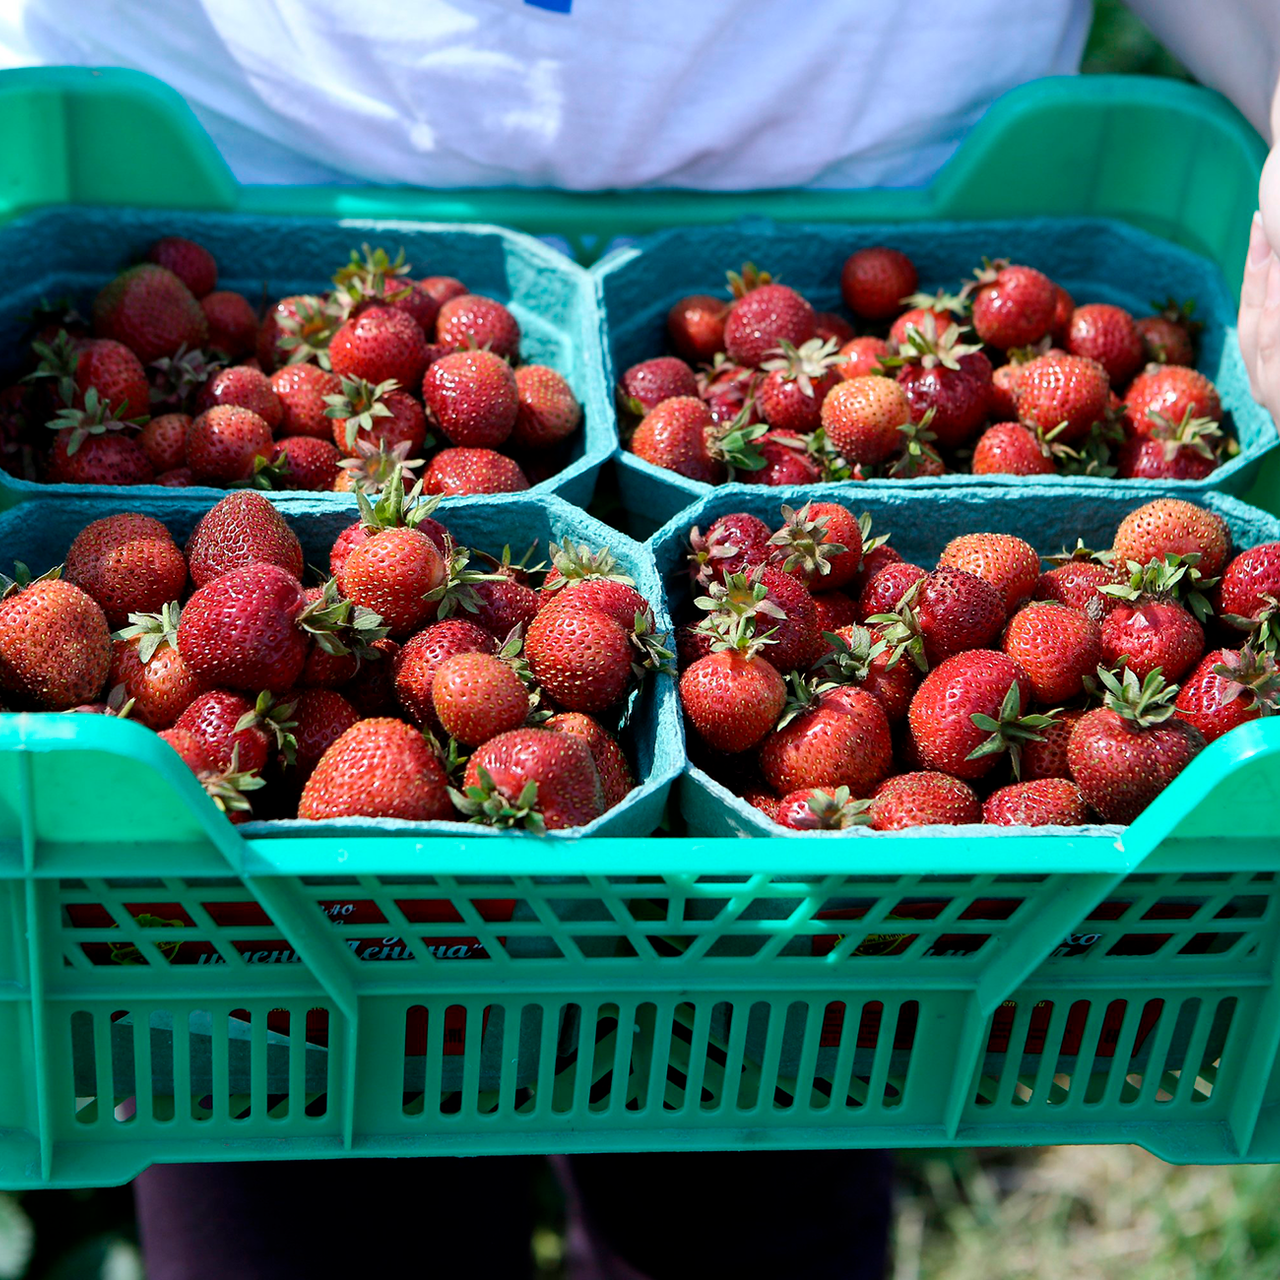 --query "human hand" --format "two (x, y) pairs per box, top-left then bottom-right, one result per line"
(1239, 144), (1280, 427)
